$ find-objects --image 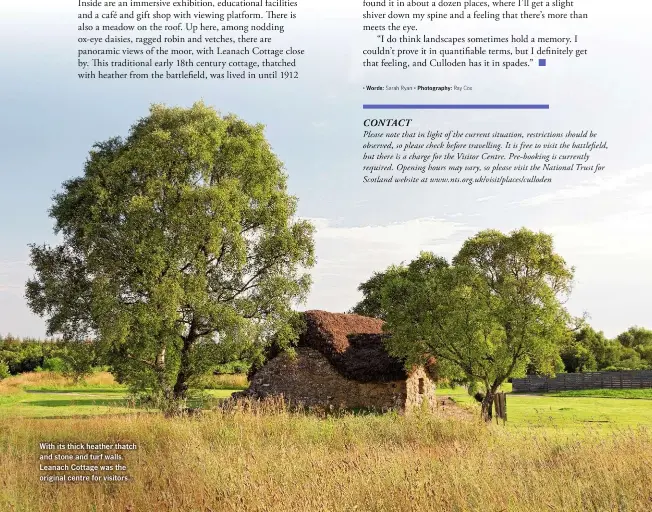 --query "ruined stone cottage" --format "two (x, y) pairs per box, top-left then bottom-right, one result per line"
(240, 310), (437, 413)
